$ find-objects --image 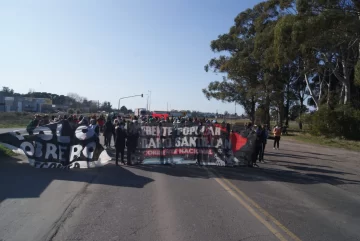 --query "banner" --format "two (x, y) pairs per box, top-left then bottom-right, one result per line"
(0, 122), (111, 169)
(127, 123), (257, 166)
(0, 122), (259, 168)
